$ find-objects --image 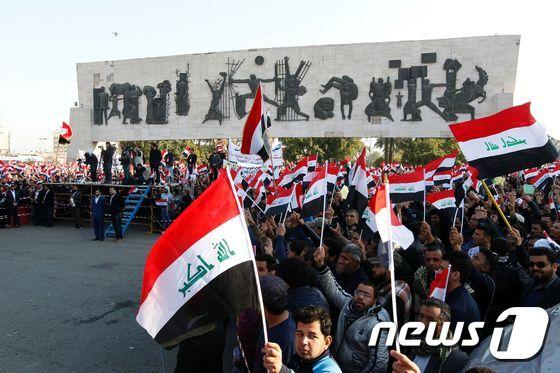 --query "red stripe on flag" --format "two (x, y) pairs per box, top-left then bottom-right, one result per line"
(449, 102), (535, 142)
(139, 171), (239, 305)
